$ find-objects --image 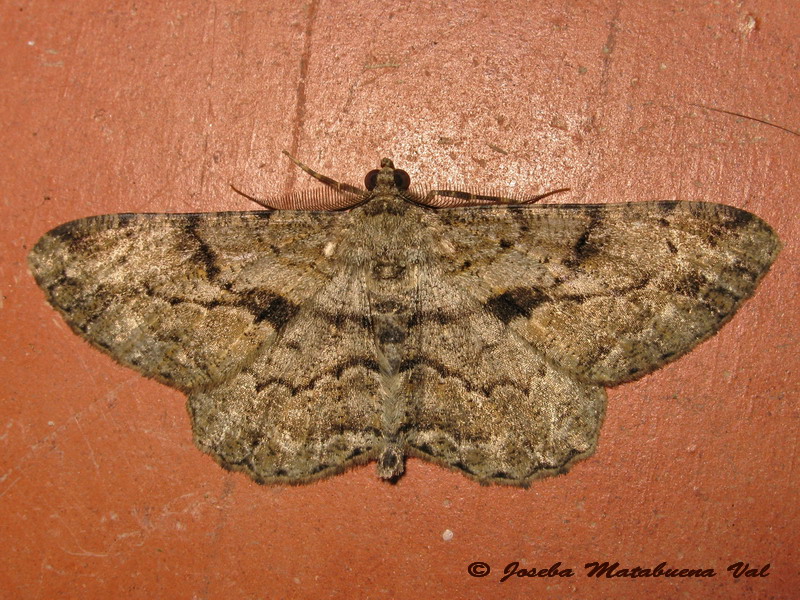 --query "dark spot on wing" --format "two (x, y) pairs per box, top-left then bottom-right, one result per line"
(416, 443), (435, 456)
(347, 448), (365, 460)
(486, 287), (546, 324)
(674, 272), (708, 297)
(241, 291), (299, 328)
(185, 215), (221, 279)
(725, 207), (754, 229)
(452, 460), (475, 474)
(564, 208), (604, 267)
